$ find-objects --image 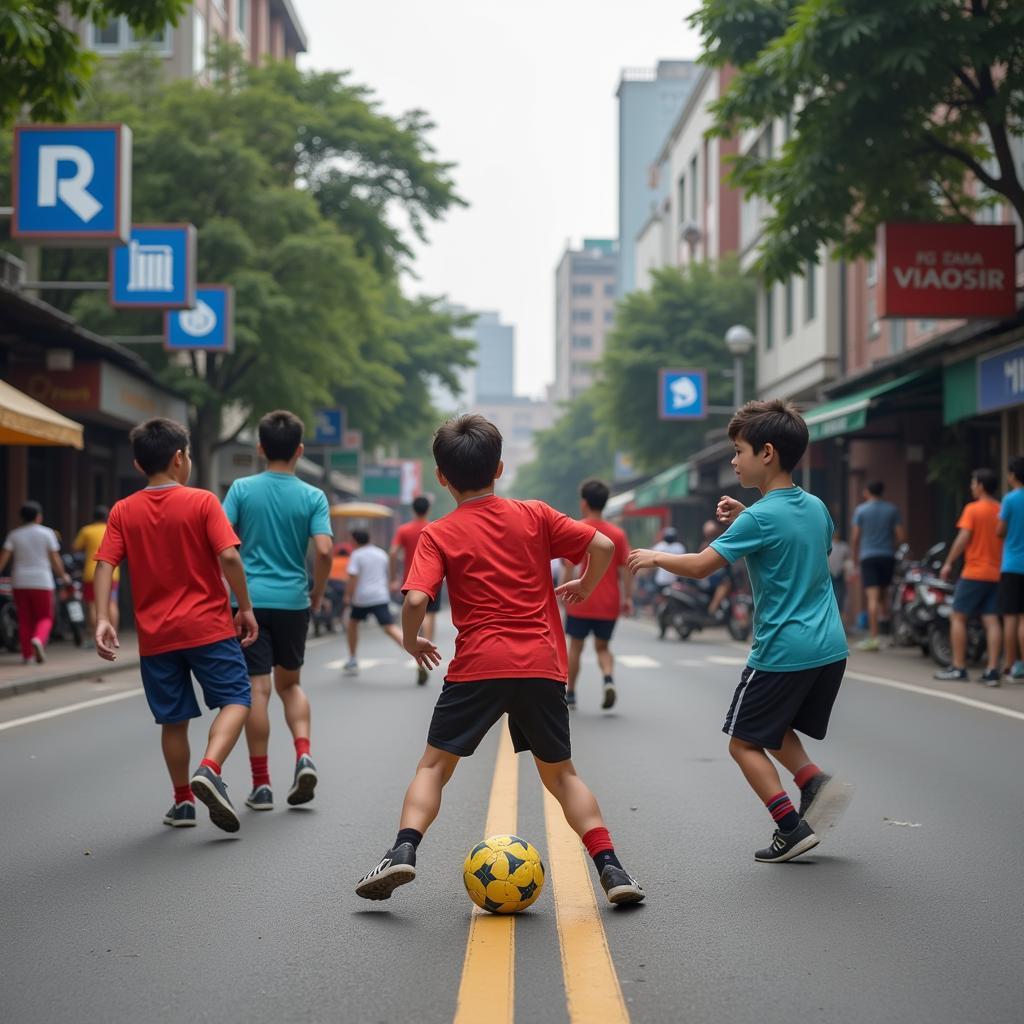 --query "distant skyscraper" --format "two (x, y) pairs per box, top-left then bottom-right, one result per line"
(616, 60), (699, 296)
(433, 305), (516, 410)
(554, 239), (618, 403)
